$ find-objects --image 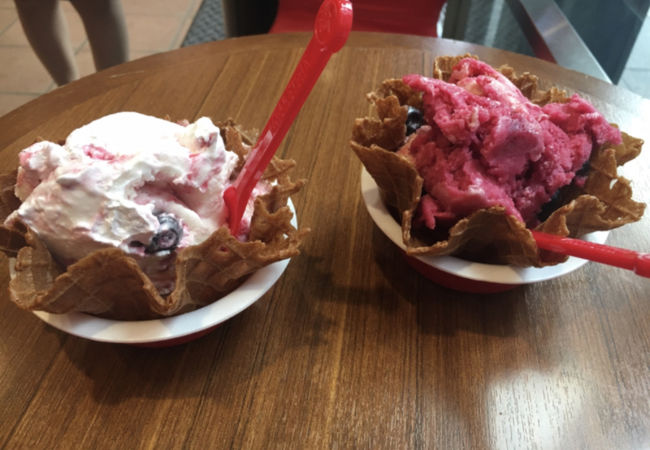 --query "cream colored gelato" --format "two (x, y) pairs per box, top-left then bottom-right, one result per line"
(6, 112), (269, 294)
